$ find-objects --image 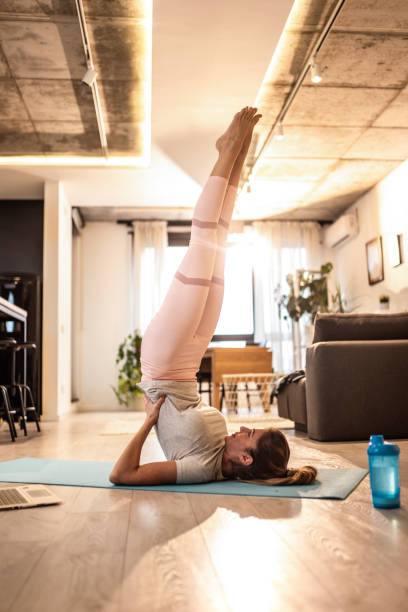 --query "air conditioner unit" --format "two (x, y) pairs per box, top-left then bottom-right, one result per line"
(324, 209), (359, 248)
